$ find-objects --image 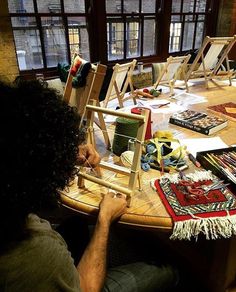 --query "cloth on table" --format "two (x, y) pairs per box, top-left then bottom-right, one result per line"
(152, 170), (236, 240)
